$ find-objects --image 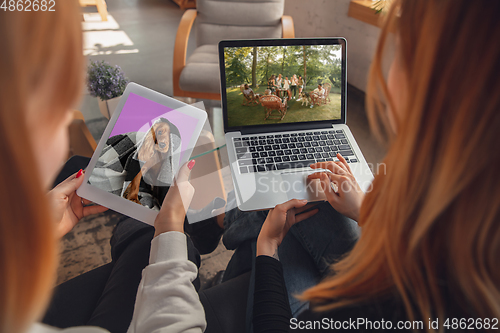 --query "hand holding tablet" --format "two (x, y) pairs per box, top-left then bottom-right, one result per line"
(153, 160), (196, 237)
(77, 83), (207, 225)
